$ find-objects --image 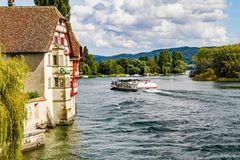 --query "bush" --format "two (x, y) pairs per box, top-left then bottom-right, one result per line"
(28, 91), (40, 99)
(193, 68), (216, 81)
